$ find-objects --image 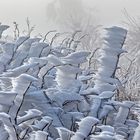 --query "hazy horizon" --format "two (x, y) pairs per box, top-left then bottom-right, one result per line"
(0, 0), (140, 34)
